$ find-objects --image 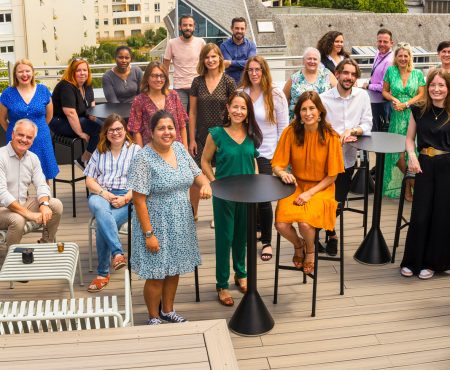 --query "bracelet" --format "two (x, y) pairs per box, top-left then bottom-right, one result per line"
(405, 101), (410, 109)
